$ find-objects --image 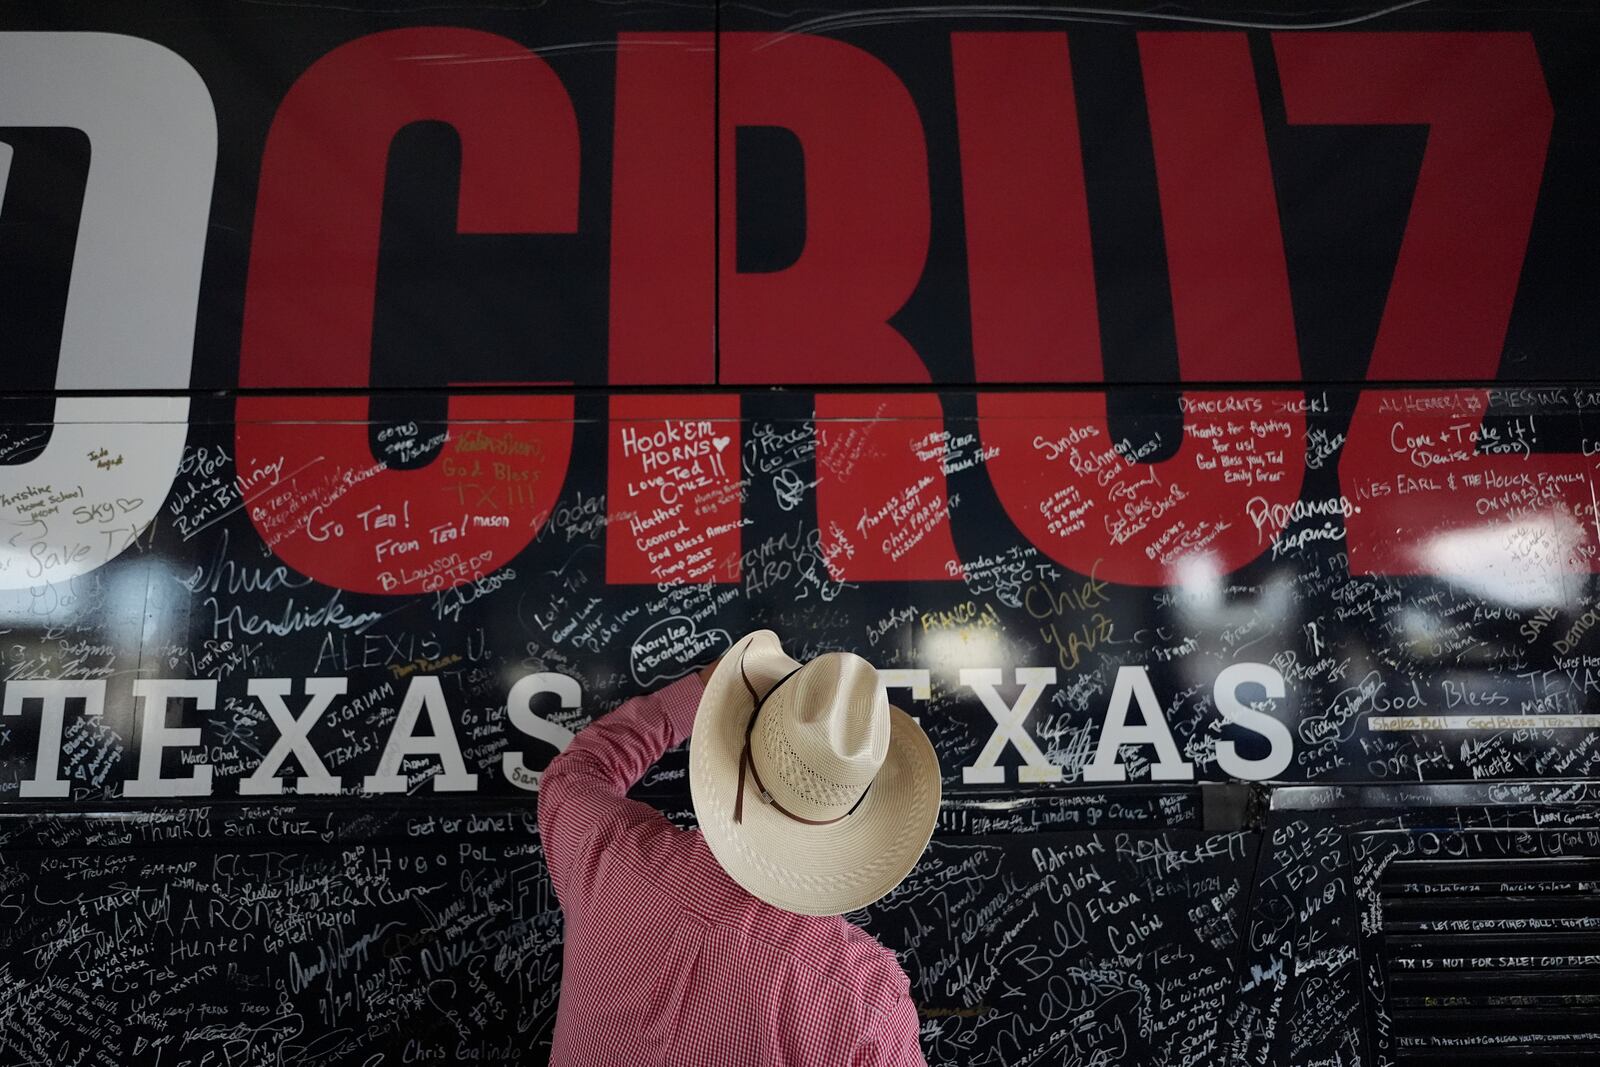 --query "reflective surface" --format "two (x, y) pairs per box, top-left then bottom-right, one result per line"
(3, 2), (1598, 1062)
(4, 390), (1598, 802)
